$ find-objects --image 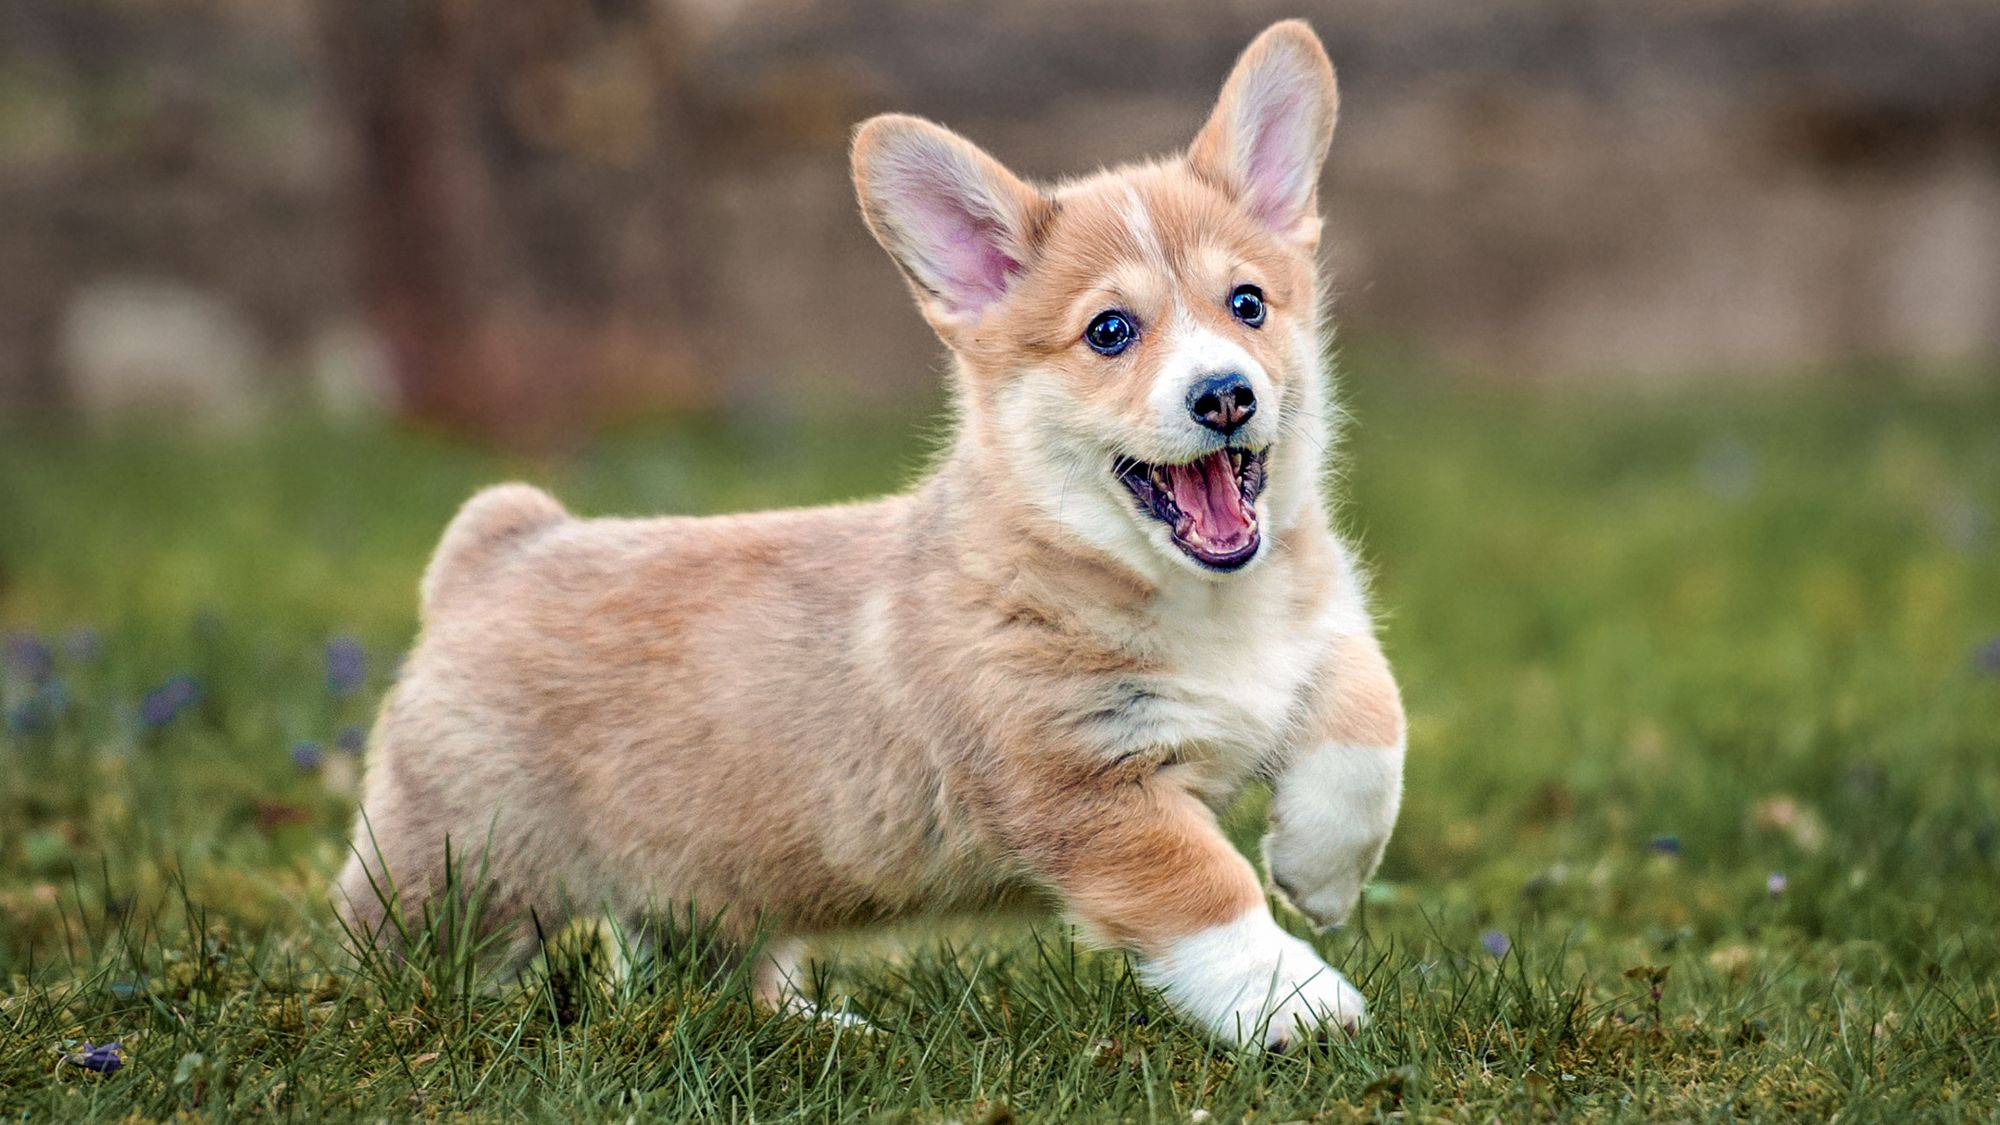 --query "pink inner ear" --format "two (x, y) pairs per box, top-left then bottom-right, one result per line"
(940, 214), (1021, 310)
(1241, 84), (1318, 228)
(899, 169), (1021, 314)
